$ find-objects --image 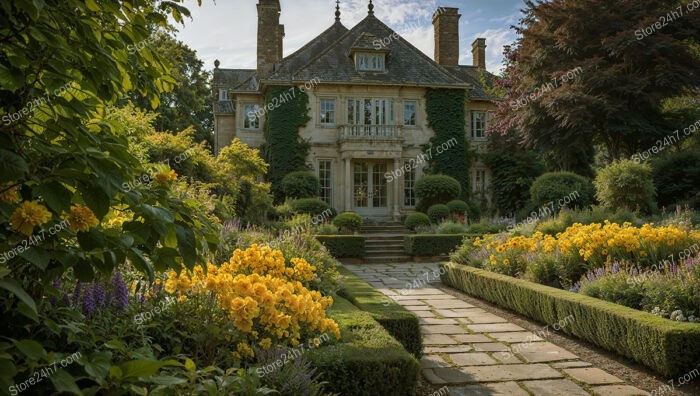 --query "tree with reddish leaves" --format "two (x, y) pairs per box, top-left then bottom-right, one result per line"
(507, 0), (700, 172)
